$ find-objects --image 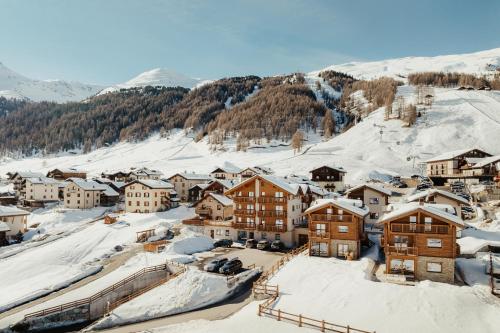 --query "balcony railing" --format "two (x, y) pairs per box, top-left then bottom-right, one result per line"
(386, 245), (418, 256)
(195, 207), (211, 215)
(233, 196), (255, 203)
(256, 224), (287, 232)
(257, 210), (287, 217)
(310, 214), (353, 222)
(233, 222), (256, 230)
(308, 231), (330, 240)
(257, 196), (286, 204)
(182, 217), (205, 226)
(390, 223), (450, 234)
(204, 220), (234, 227)
(234, 209), (255, 216)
